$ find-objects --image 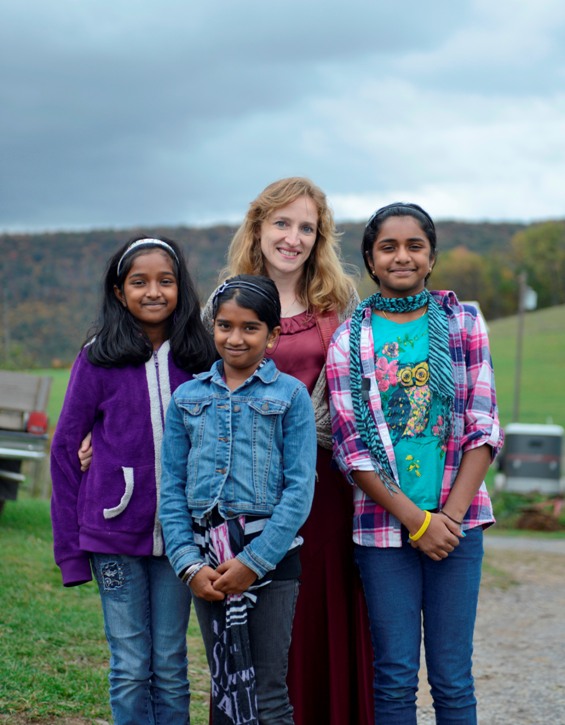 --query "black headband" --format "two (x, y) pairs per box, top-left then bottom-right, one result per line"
(365, 203), (435, 230)
(212, 279), (279, 312)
